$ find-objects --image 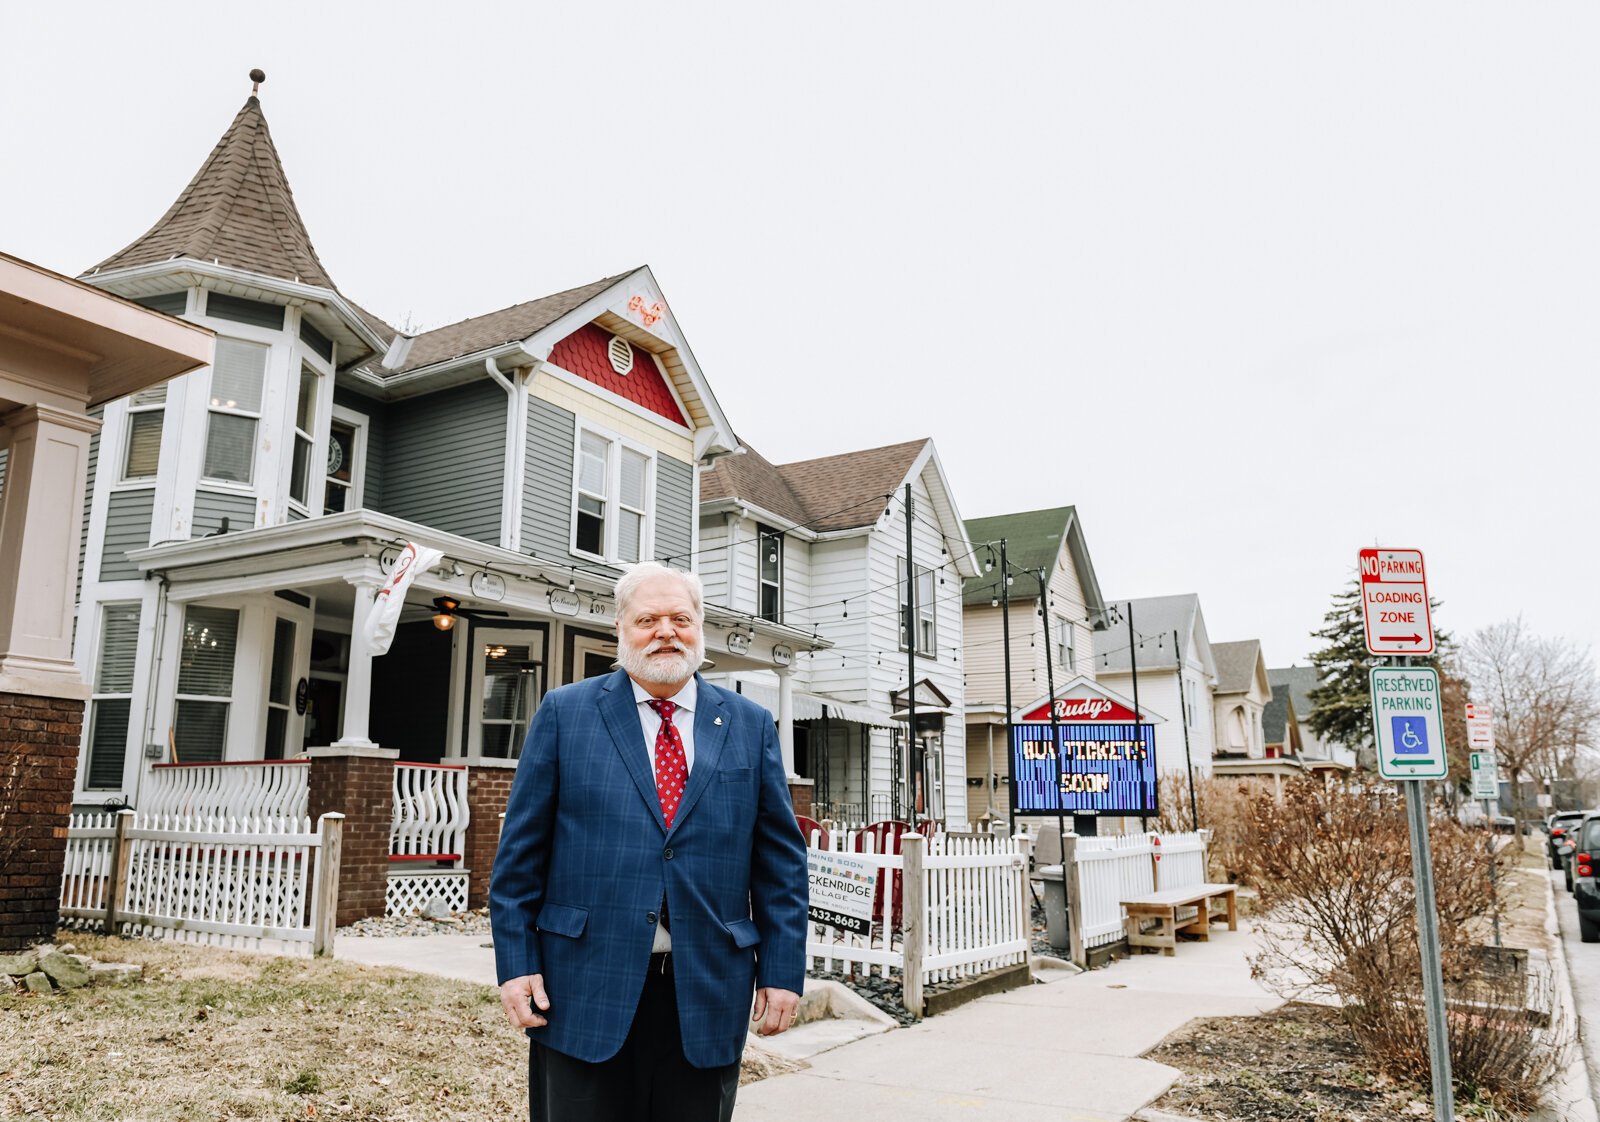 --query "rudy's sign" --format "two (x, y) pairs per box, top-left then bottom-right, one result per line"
(1011, 681), (1159, 817)
(1020, 695), (1140, 723)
